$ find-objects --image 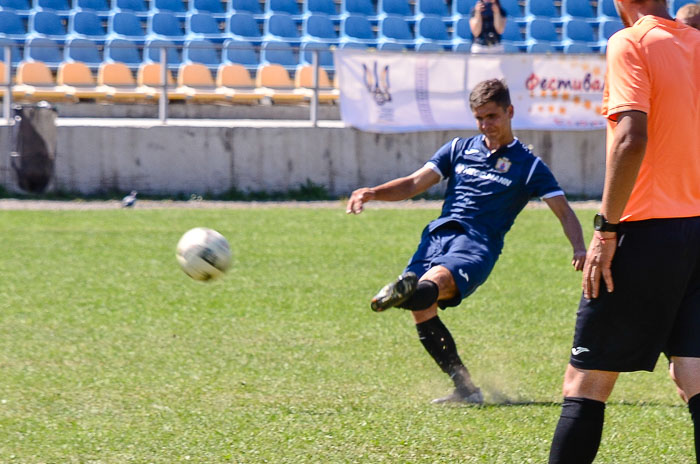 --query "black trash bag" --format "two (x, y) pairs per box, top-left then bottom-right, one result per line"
(10, 101), (58, 193)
